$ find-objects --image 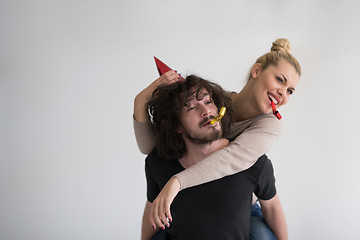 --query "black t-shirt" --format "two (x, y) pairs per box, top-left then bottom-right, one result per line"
(145, 150), (276, 240)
